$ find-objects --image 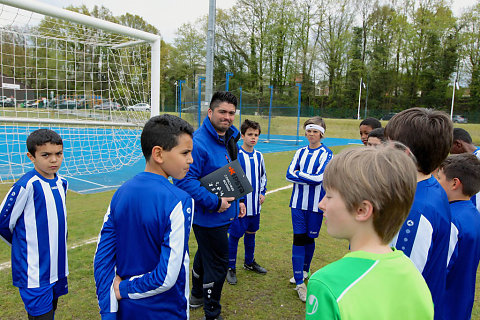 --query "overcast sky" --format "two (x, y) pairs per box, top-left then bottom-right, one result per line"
(38, 0), (474, 43)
